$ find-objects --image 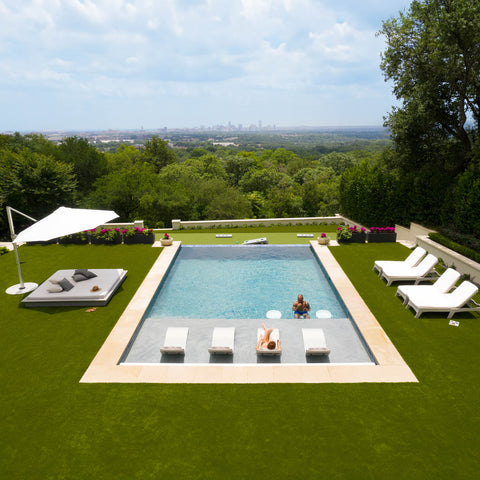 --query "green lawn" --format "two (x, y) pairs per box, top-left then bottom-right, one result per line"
(1, 240), (479, 479)
(157, 224), (339, 244)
